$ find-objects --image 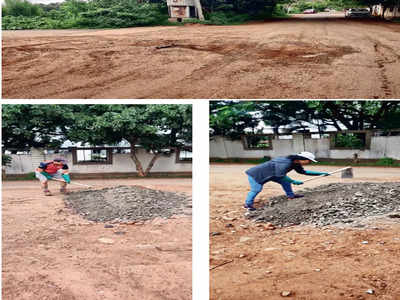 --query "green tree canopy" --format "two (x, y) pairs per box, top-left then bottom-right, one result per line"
(210, 101), (400, 139)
